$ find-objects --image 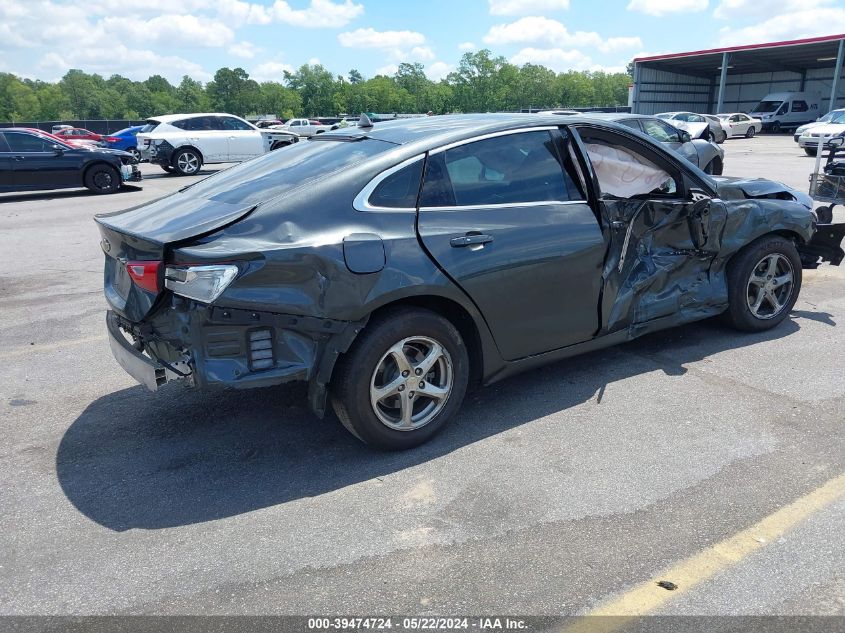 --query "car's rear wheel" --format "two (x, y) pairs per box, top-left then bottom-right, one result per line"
(723, 235), (802, 332)
(703, 157), (723, 175)
(172, 148), (202, 176)
(128, 147), (141, 161)
(745, 127), (756, 139)
(330, 307), (469, 450)
(84, 164), (120, 194)
(270, 140), (291, 151)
